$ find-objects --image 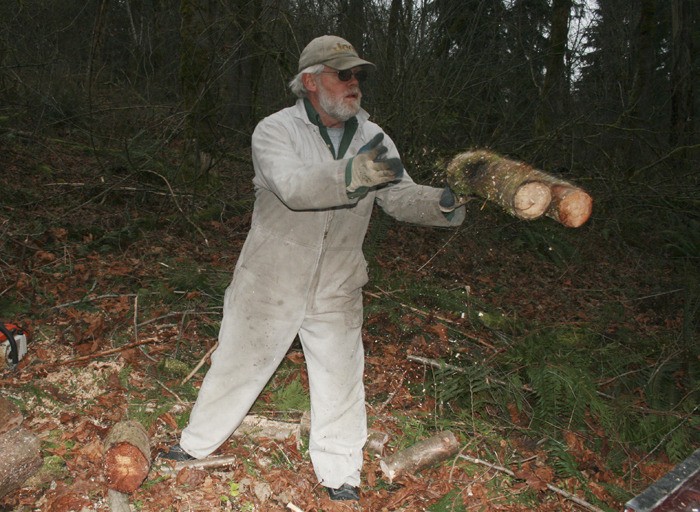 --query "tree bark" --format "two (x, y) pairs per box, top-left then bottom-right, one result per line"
(446, 150), (592, 228)
(379, 430), (460, 483)
(0, 397), (42, 499)
(102, 420), (151, 494)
